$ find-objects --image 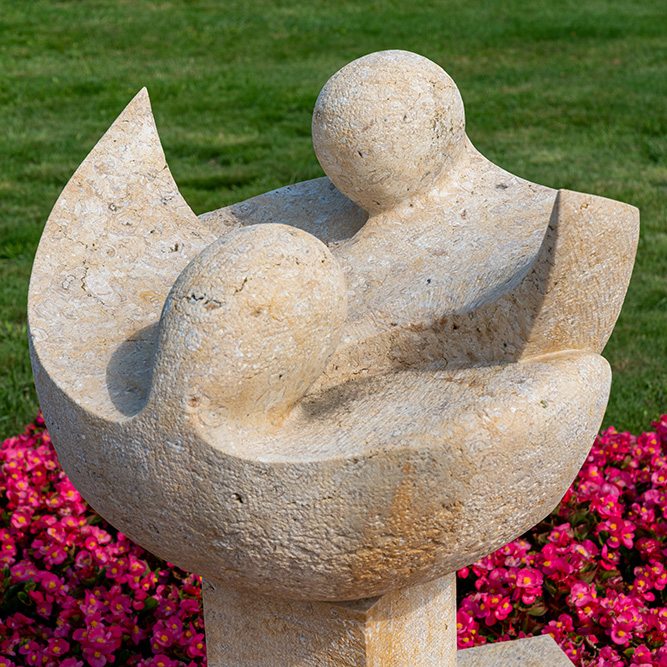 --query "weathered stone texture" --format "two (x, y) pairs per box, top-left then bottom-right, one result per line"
(204, 574), (456, 667)
(29, 49), (638, 666)
(28, 52), (637, 601)
(458, 635), (573, 666)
